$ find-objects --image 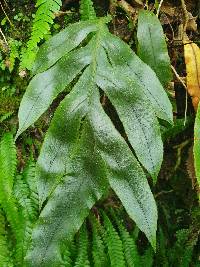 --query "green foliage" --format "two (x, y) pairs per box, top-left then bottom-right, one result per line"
(0, 209), (13, 267)
(137, 10), (172, 85)
(91, 215), (108, 267)
(194, 103), (200, 197)
(61, 209), (157, 267)
(0, 133), (16, 198)
(0, 1), (200, 266)
(102, 212), (126, 267)
(20, 0), (62, 70)
(8, 39), (22, 72)
(16, 8), (174, 265)
(74, 224), (90, 267)
(80, 0), (96, 21)
(168, 228), (199, 267)
(0, 133), (38, 266)
(112, 213), (140, 267)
